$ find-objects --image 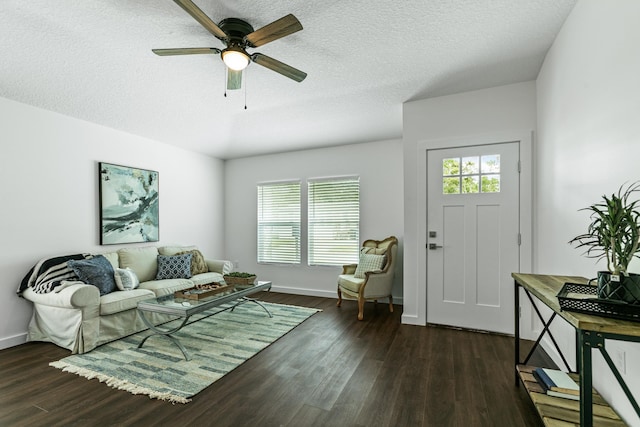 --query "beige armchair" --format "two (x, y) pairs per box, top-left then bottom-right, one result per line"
(337, 236), (398, 320)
